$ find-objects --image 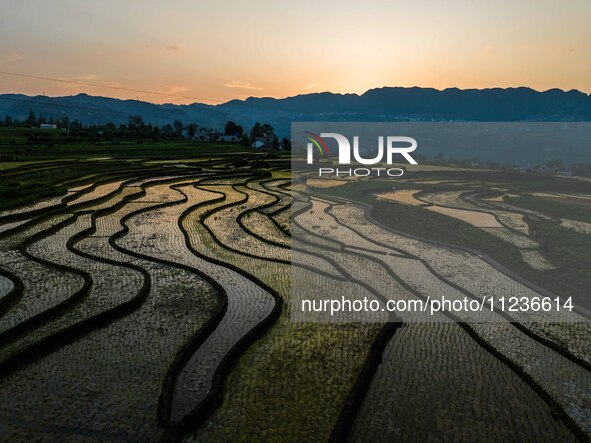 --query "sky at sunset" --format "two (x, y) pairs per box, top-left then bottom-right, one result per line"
(1, 0), (590, 104)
